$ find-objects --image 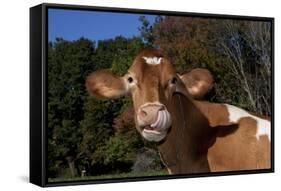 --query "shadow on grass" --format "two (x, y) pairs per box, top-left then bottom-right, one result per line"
(48, 170), (168, 183)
